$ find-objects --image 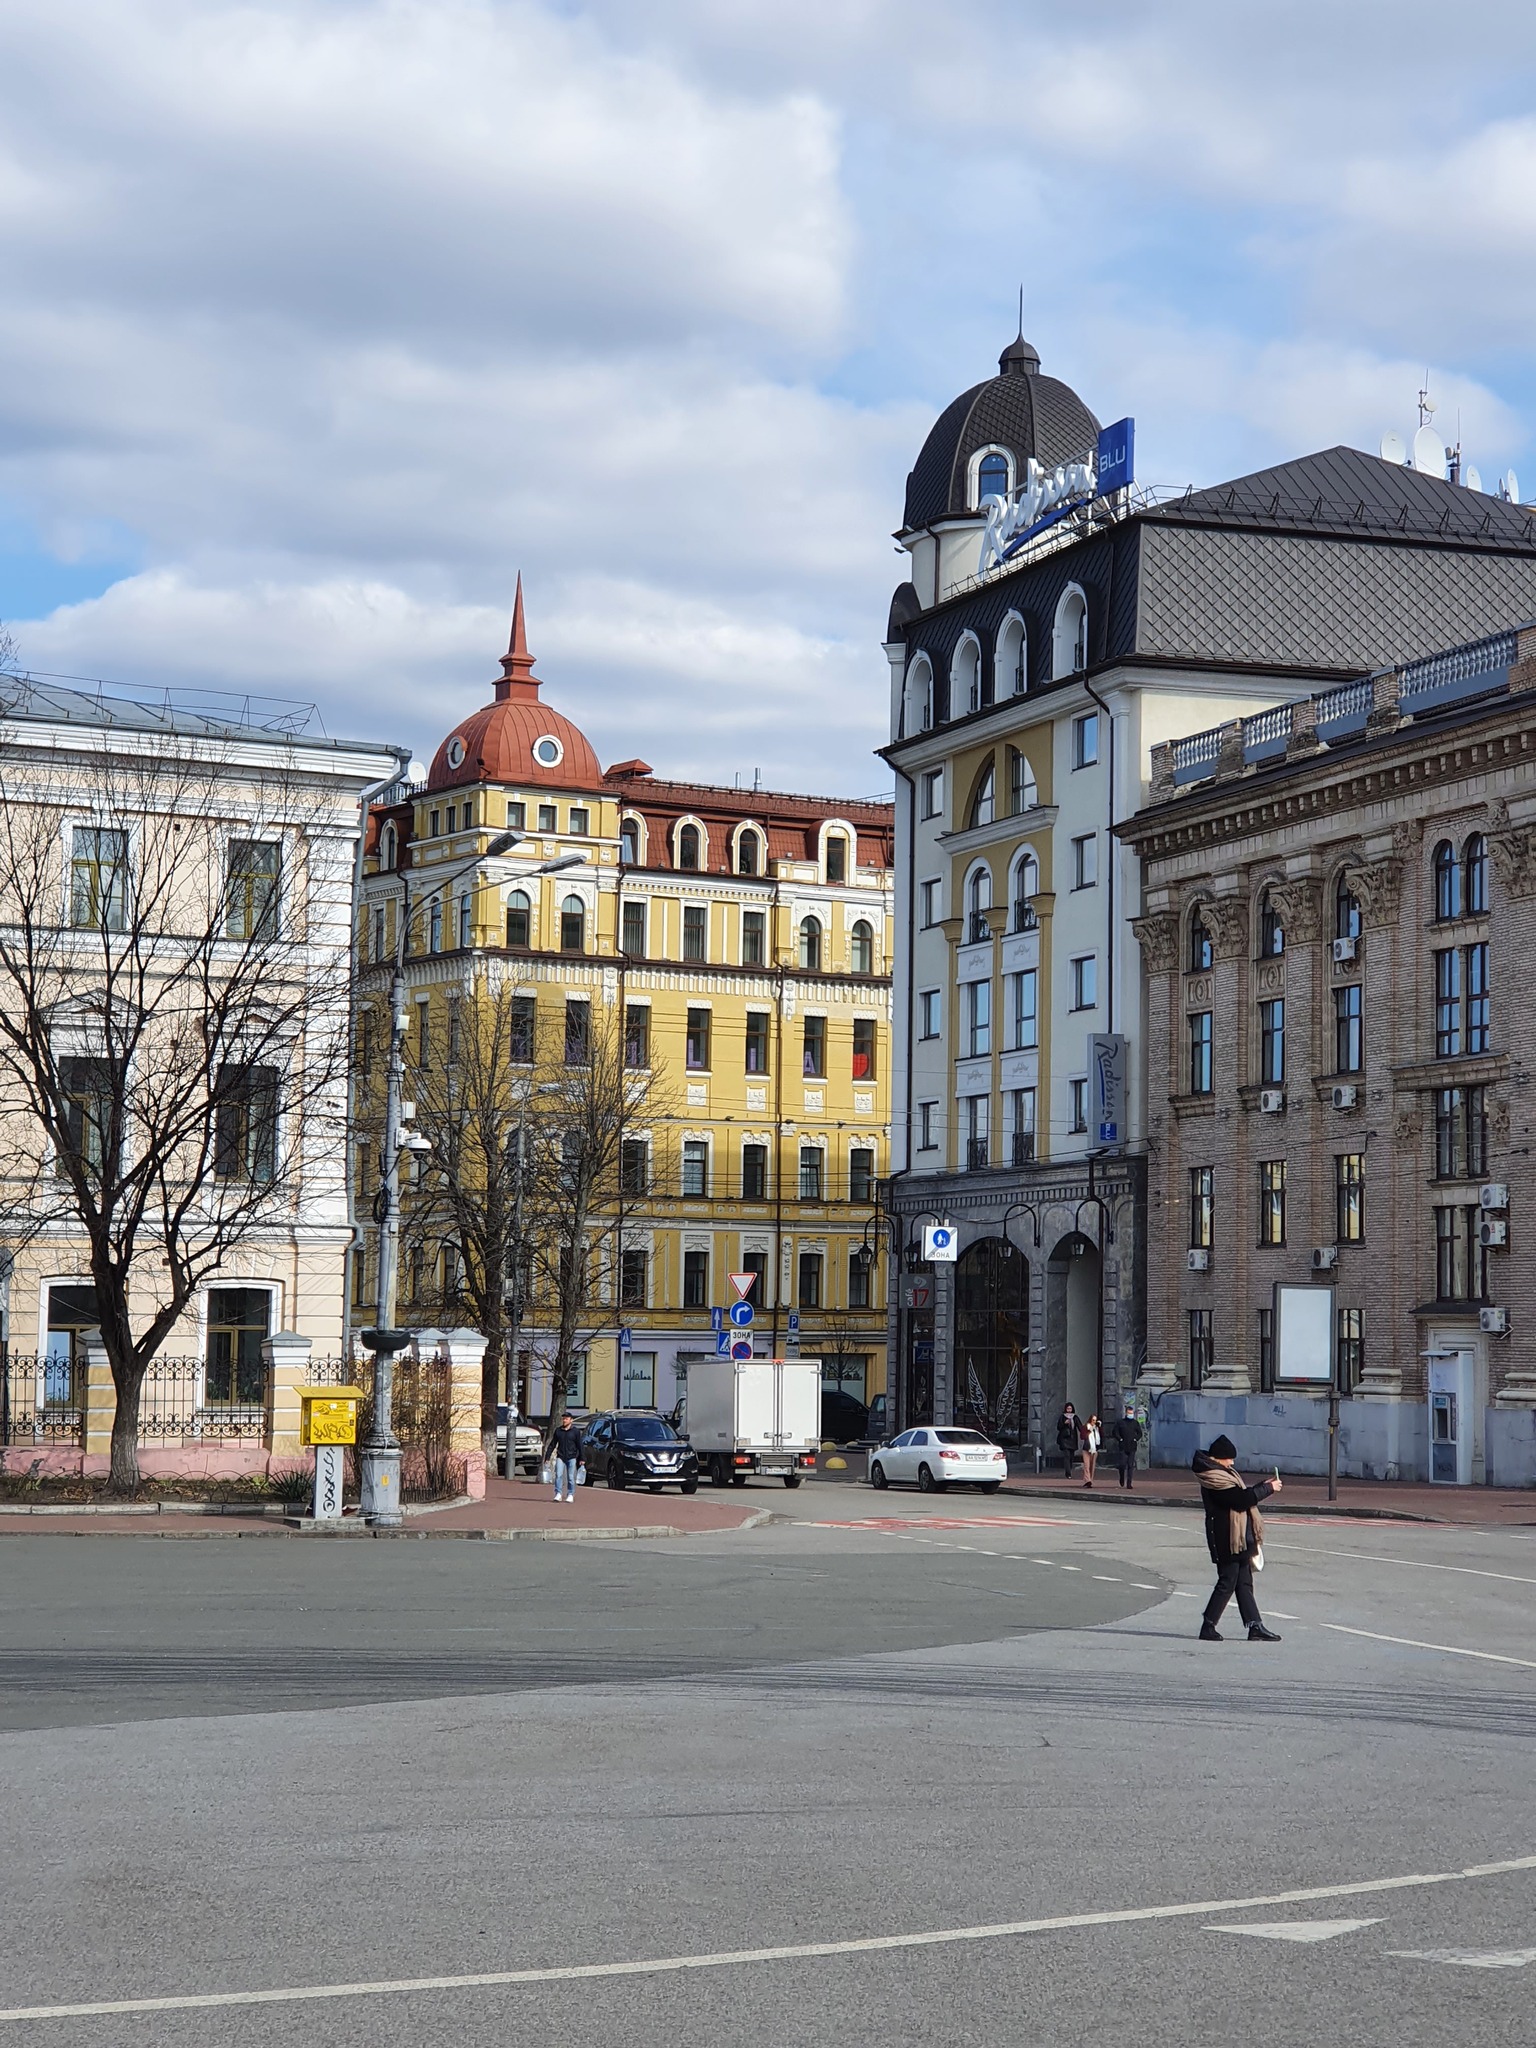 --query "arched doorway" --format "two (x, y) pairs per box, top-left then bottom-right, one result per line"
(953, 1237), (1028, 1443)
(1045, 1232), (1100, 1422)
